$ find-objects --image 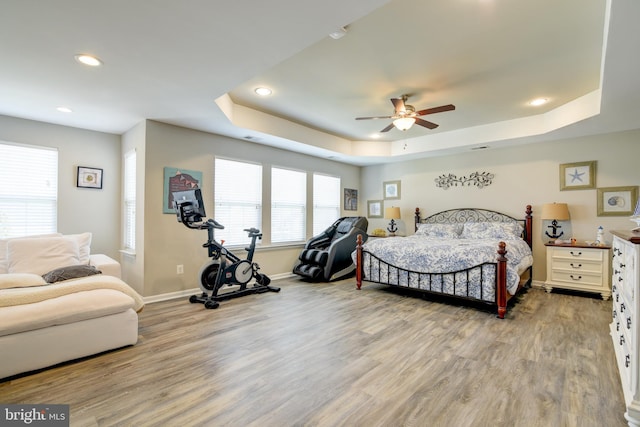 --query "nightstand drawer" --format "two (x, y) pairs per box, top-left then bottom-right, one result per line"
(548, 246), (604, 261)
(549, 270), (604, 287)
(551, 259), (603, 273)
